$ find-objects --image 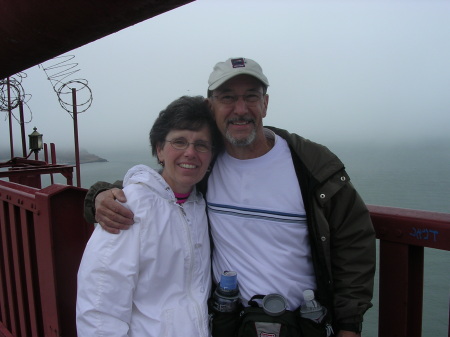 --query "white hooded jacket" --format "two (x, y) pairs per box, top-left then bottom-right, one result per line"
(76, 165), (211, 337)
